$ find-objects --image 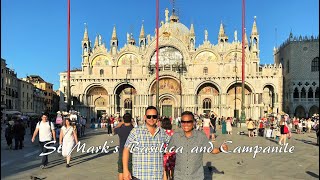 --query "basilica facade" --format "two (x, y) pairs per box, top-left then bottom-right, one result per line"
(59, 9), (283, 120)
